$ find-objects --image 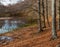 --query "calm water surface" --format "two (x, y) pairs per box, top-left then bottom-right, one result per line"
(0, 19), (25, 34)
